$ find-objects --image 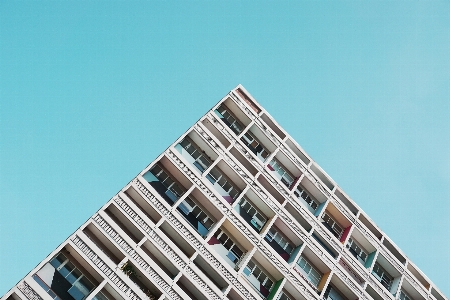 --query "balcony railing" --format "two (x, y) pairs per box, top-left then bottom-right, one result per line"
(345, 238), (368, 266)
(214, 104), (245, 135)
(277, 292), (293, 300)
(324, 285), (348, 300)
(177, 196), (214, 238)
(175, 137), (213, 173)
(206, 166), (241, 204)
(399, 290), (412, 300)
(371, 262), (393, 291)
(294, 185), (320, 214)
(34, 253), (96, 300)
(243, 259), (274, 299)
(241, 131), (270, 162)
(143, 165), (185, 205)
(235, 197), (267, 233)
(321, 213), (344, 240)
(296, 256), (323, 291)
(208, 229), (245, 269)
(264, 227), (294, 262)
(267, 159), (295, 189)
